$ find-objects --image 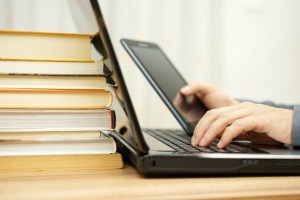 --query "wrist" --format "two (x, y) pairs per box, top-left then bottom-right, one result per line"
(233, 99), (240, 105)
